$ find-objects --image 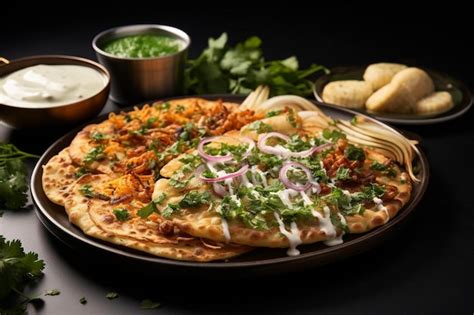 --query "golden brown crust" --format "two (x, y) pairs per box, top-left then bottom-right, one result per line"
(42, 148), (80, 206)
(65, 174), (252, 261)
